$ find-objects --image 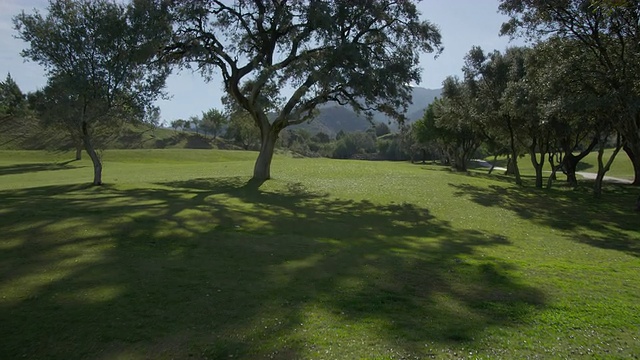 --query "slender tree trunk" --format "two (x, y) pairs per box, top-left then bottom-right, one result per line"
(506, 119), (522, 185)
(623, 144), (640, 186)
(510, 150), (522, 186)
(594, 134), (623, 197)
(75, 141), (83, 160)
(488, 154), (498, 175)
(530, 153), (544, 189)
(253, 128), (278, 181)
(82, 120), (102, 185)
